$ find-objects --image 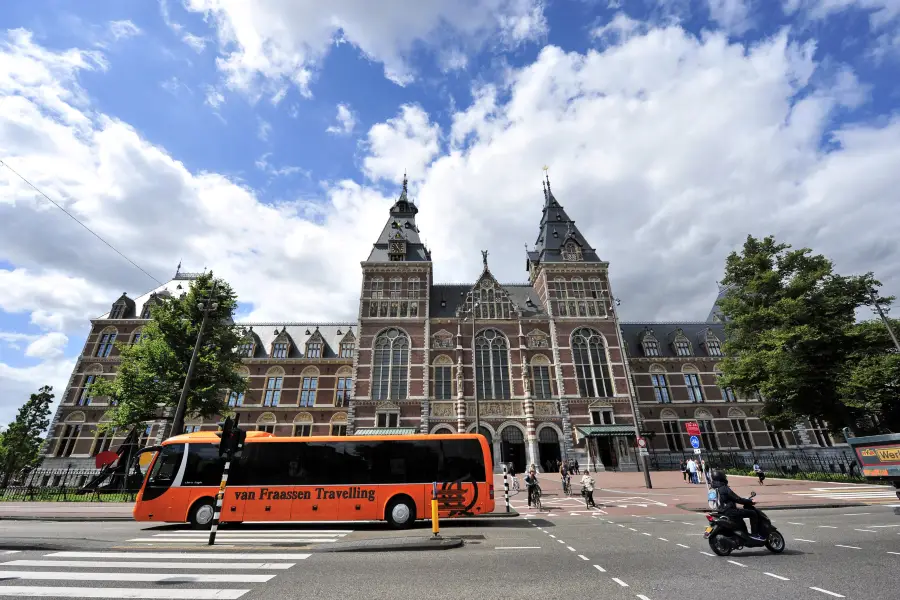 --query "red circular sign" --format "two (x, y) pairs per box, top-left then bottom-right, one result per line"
(636, 437), (647, 448)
